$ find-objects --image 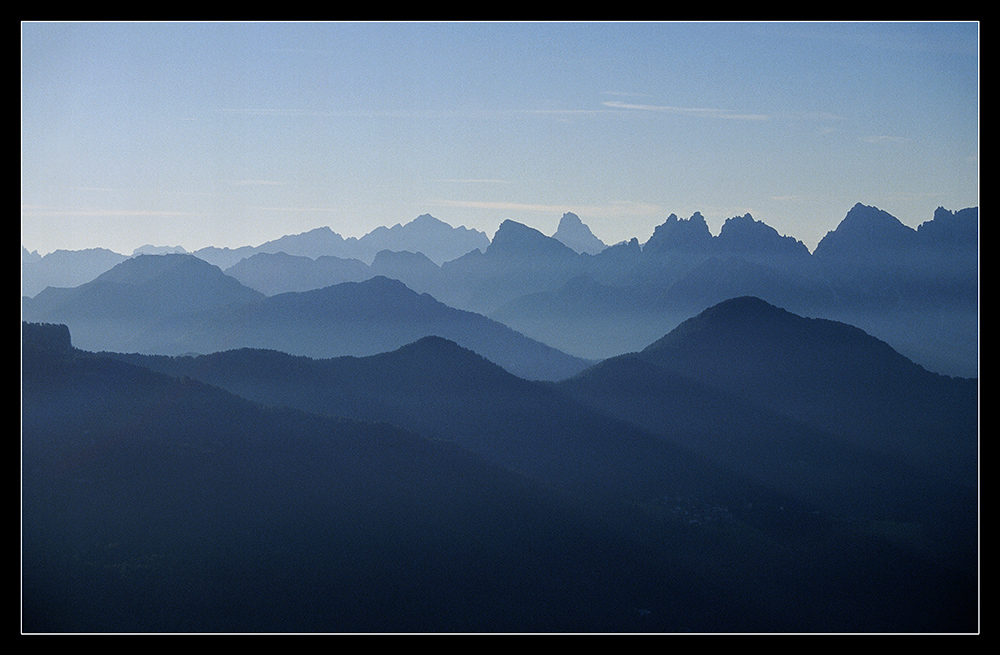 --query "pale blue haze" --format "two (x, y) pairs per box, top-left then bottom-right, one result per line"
(21, 21), (979, 256)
